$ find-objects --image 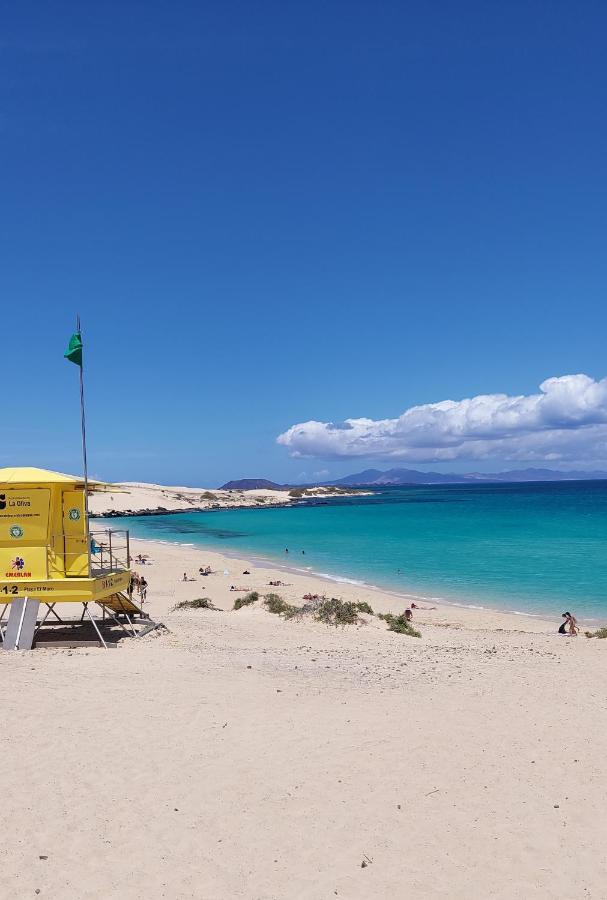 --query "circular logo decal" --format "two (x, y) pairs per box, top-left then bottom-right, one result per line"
(68, 508), (81, 521)
(9, 525), (24, 539)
